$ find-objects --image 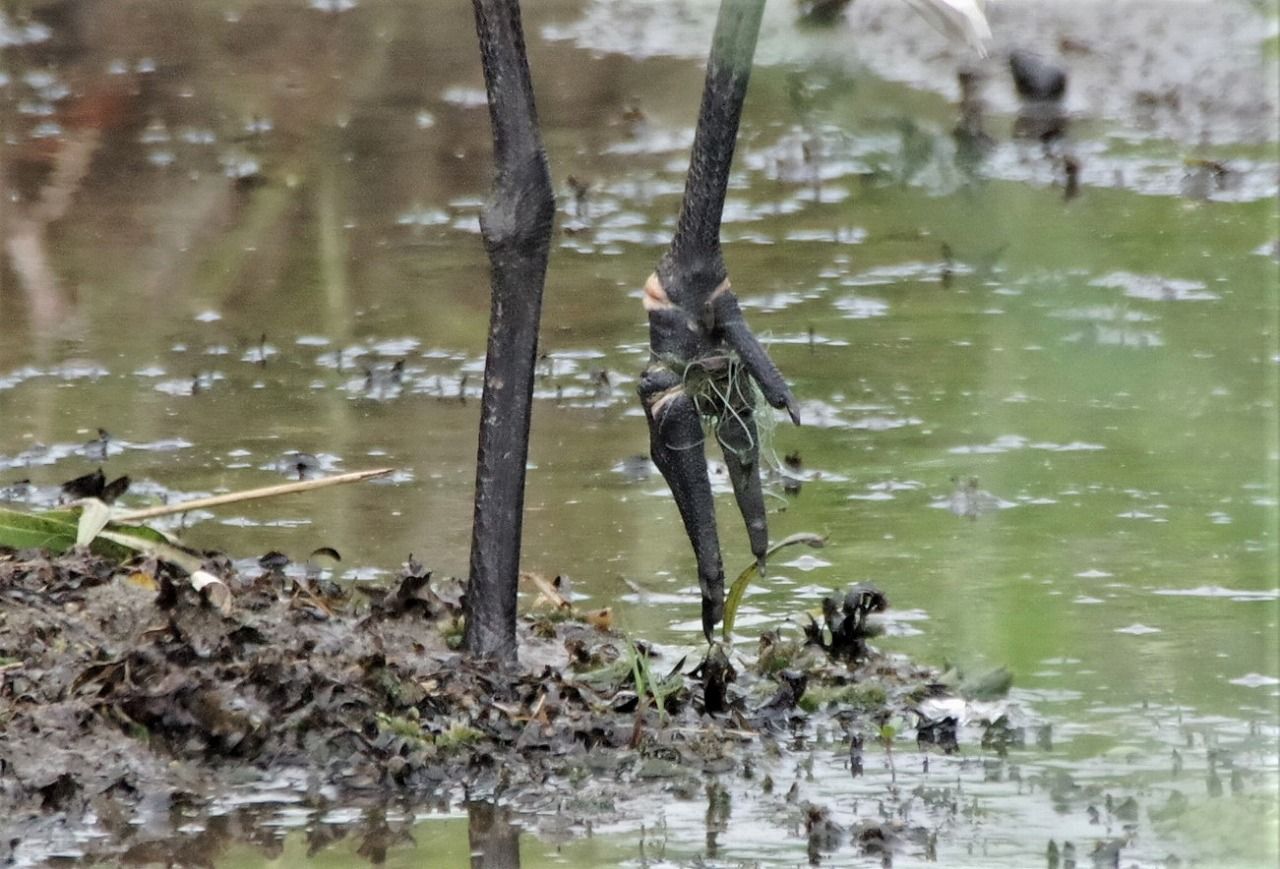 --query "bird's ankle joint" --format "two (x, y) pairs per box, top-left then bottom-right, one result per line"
(642, 273), (673, 312)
